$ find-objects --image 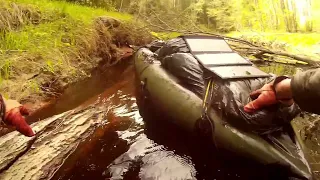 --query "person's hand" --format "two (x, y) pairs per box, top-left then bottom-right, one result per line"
(244, 83), (277, 113)
(3, 99), (35, 137)
(244, 78), (294, 113)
